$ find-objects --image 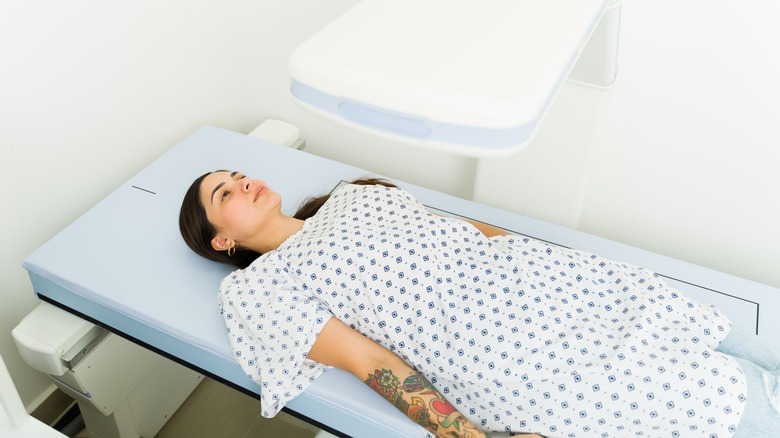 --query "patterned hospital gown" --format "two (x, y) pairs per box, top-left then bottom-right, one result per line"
(218, 184), (747, 437)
